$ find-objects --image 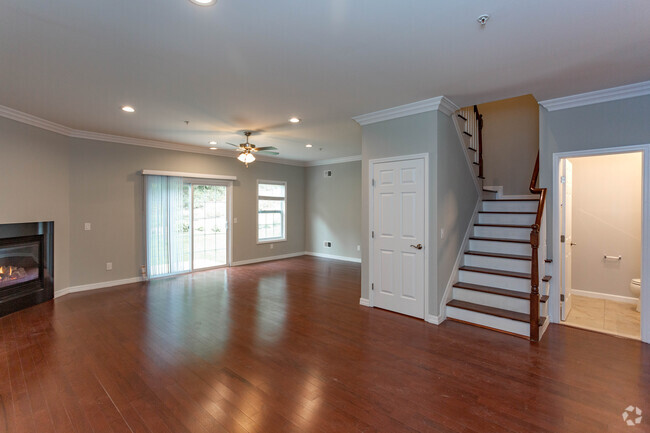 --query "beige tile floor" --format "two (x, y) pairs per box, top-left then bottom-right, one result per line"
(563, 295), (640, 339)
